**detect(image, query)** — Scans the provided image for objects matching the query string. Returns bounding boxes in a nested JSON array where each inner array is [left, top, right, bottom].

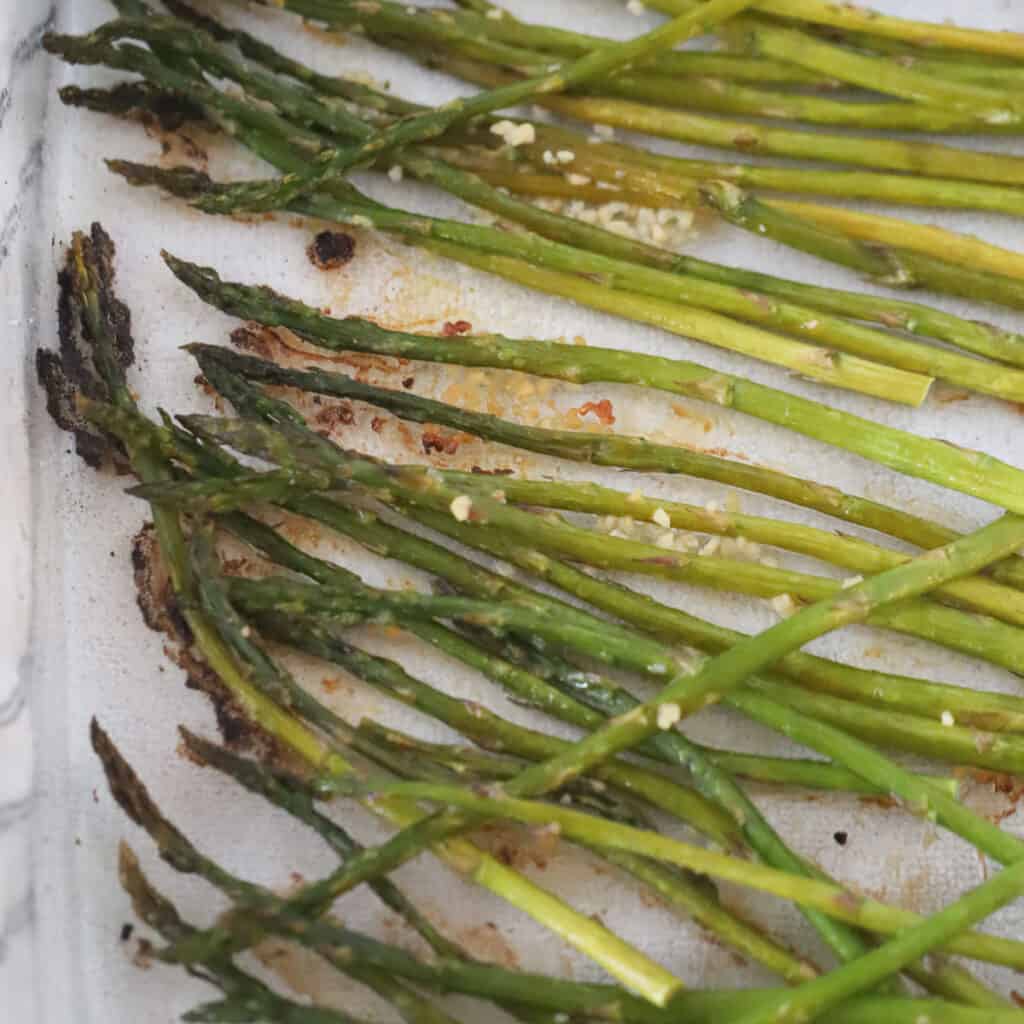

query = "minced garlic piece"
[[449, 495, 473, 522]]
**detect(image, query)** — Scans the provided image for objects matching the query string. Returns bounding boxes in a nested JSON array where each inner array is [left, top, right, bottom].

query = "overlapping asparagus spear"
[[49, 11, 1024, 365]]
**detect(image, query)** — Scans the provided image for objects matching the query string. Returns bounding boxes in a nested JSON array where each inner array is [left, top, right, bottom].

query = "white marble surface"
[[6, 1, 1024, 1020], [1, 3, 54, 1018]]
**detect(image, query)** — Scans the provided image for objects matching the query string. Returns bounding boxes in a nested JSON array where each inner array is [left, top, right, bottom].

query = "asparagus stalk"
[[59, 25, 1024, 368], [773, 200, 1024, 286], [117, 841, 376, 1024], [164, 255, 1024, 517], [728, 20, 1024, 118], [414, 50, 1024, 188], [359, 716, 953, 798], [45, 226, 683, 1004], [725, 0, 1024, 58], [217, 465, 1024, 742], [703, 181, 1024, 312], [140, 187, 929, 404], [188, 343, 1024, 638], [171, 0, 760, 215], [111, 744, 1024, 1022], [355, 721, 658, 829], [143, 394, 1024, 679], [128, 373, 1024, 743], [644, 0, 1024, 58], [280, 0, 1020, 133], [178, 727, 469, 959], [144, 364, 1024, 736], [121, 395, 991, 987], [54, 19, 1024, 266], [504, 122, 1024, 218]]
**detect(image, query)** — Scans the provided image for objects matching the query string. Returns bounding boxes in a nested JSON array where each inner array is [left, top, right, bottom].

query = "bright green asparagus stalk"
[[163, 253, 1024, 515], [270, 0, 1024, 133], [44, 225, 683, 1005], [727, 20, 1024, 119], [188, 340, 1024, 626], [110, 734, 1024, 1022], [468, 509, 1024, 799], [772, 201, 1024, 286], [703, 181, 1024, 312], [114, 372, 1024, 742], [646, 0, 1024, 58], [132, 186, 927, 404], [57, 21, 1024, 366], [169, 0, 760, 214], [417, 49, 1024, 188], [116, 841, 376, 1024]]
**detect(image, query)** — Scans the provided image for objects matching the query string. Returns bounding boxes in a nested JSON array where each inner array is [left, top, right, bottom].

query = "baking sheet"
[[6, 0, 1024, 1018]]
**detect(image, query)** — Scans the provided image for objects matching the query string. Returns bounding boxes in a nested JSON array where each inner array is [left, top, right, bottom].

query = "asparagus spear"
[[119, 363, 1024, 741], [58, 25, 1024, 367], [162, 253, 1024, 515], [167, 0, 760, 215], [120, 182, 927, 403], [727, 20, 1024, 118], [409, 49, 1024, 188], [320, 775, 1024, 1023], [106, 671, 1024, 981], [188, 342, 1024, 631], [359, 716, 953, 798], [117, 841, 378, 1024], [703, 181, 1024, 312], [274, 0, 1021, 133], [772, 200, 1024, 286], [149, 401, 1024, 766], [213, 507, 915, 973], [44, 224, 685, 1004], [679, 0, 1024, 58]]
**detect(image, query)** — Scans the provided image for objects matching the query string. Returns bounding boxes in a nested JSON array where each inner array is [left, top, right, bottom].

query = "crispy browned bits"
[[307, 230, 356, 270]]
